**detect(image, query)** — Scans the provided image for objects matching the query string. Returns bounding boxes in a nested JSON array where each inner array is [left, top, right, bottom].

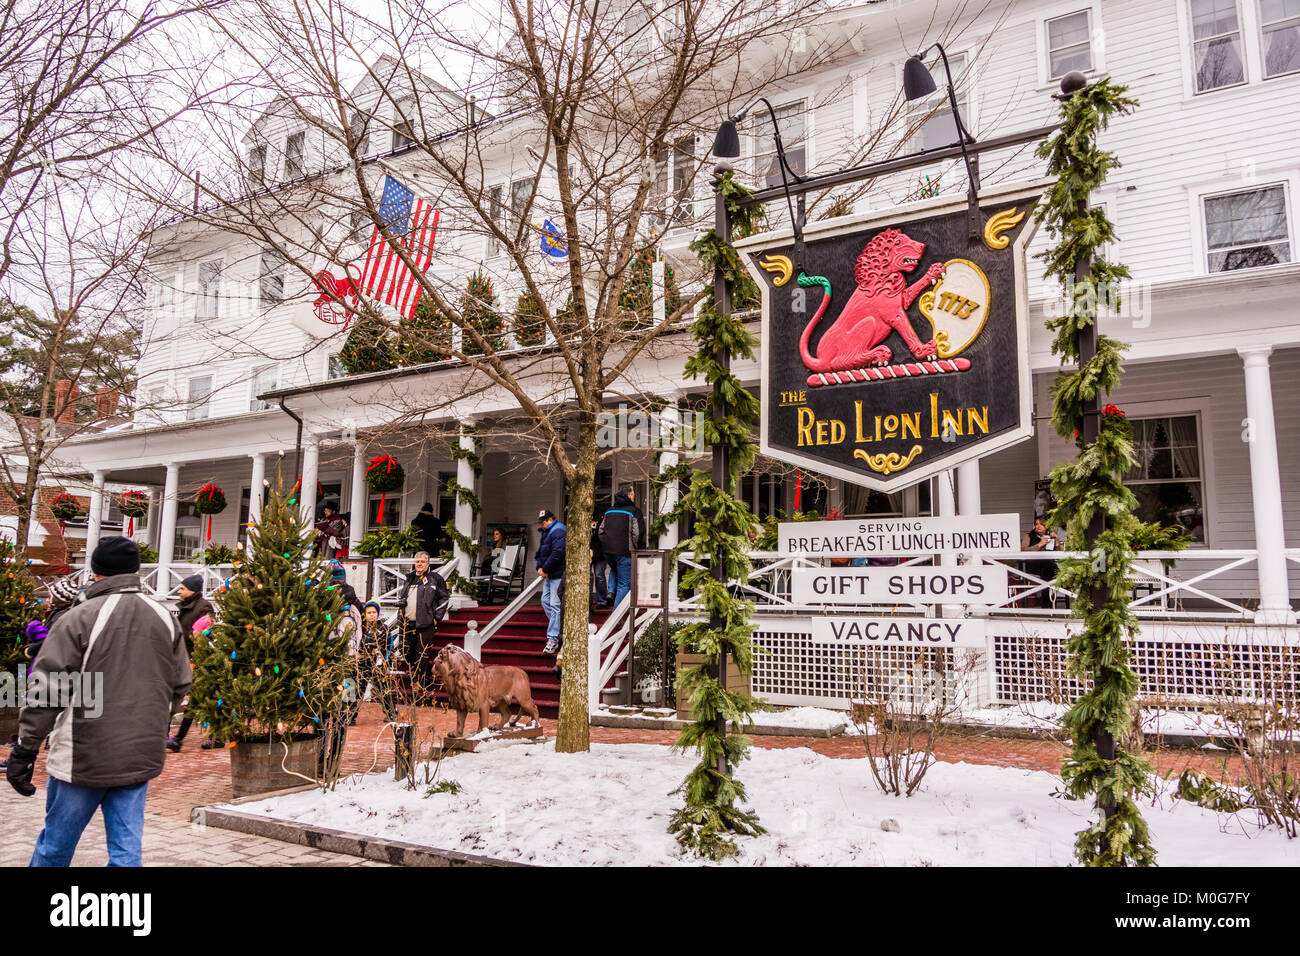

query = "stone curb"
[[590, 714, 847, 738], [193, 787, 528, 867]]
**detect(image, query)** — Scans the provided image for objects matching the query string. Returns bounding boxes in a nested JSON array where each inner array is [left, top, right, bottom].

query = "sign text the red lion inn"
[[737, 185, 1042, 492]]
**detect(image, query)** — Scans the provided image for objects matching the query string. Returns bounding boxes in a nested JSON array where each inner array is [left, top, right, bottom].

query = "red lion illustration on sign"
[[312, 268, 361, 325], [799, 228, 945, 373]]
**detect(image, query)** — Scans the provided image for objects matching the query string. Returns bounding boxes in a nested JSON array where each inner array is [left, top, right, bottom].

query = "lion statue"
[[799, 227, 945, 373], [431, 644, 539, 737]]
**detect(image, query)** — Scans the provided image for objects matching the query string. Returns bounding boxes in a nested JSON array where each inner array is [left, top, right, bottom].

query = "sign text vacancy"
[[778, 514, 1018, 557], [809, 617, 987, 648]]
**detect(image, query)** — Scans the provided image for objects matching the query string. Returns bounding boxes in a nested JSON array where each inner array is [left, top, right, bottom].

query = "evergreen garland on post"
[[0, 540, 38, 674], [652, 171, 764, 860], [461, 269, 506, 356], [1035, 77, 1154, 866], [442, 438, 483, 598]]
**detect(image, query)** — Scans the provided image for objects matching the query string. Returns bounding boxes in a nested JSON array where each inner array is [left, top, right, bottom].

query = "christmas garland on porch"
[[442, 441, 483, 598], [652, 171, 764, 860], [1035, 78, 1155, 866]]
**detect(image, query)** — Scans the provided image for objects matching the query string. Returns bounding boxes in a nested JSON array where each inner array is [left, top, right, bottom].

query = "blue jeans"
[[608, 555, 632, 609], [31, 777, 149, 867], [541, 575, 563, 642]]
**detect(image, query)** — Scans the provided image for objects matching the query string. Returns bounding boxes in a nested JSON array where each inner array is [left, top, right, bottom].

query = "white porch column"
[[452, 426, 479, 607], [299, 436, 320, 527], [156, 463, 180, 595], [84, 471, 106, 568], [349, 442, 368, 551], [955, 458, 992, 708], [1238, 346, 1295, 624], [248, 453, 267, 524], [657, 403, 681, 552], [936, 469, 960, 617]]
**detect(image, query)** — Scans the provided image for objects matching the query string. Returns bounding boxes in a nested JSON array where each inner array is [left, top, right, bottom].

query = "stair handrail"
[[594, 607, 664, 706], [471, 574, 544, 656]]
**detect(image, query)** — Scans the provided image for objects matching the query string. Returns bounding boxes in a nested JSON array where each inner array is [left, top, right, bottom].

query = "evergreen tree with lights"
[[0, 540, 37, 674], [618, 245, 680, 328], [186, 486, 349, 742], [399, 293, 454, 364], [461, 269, 506, 356], [512, 290, 546, 347], [340, 305, 400, 375]]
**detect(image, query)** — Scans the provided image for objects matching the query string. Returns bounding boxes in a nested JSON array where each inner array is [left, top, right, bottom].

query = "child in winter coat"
[[2, 577, 80, 768]]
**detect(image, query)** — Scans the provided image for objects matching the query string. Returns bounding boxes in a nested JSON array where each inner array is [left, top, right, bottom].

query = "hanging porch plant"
[[49, 493, 81, 529], [195, 484, 228, 543], [365, 453, 404, 524], [118, 489, 149, 536]]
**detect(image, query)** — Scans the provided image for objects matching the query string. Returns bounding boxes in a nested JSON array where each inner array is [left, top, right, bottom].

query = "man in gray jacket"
[[5, 536, 191, 867]]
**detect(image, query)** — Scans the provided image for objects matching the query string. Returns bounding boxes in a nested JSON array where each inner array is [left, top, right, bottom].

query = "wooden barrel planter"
[[0, 707, 21, 744], [229, 735, 323, 798]]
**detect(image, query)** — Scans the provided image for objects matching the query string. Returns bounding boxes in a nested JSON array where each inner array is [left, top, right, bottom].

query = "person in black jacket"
[[535, 509, 566, 654], [598, 487, 644, 608], [398, 551, 450, 701], [167, 574, 216, 752], [409, 502, 445, 557]]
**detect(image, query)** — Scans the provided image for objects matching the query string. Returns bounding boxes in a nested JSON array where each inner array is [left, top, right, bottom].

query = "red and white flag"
[[357, 175, 440, 318]]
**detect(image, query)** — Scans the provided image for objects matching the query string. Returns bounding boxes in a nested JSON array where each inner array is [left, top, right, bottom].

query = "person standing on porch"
[[6, 536, 191, 867], [410, 502, 445, 557], [598, 486, 644, 609], [535, 509, 566, 655], [314, 501, 348, 559], [398, 551, 450, 700]]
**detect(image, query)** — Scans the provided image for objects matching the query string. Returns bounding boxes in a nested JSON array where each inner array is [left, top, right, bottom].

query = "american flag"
[[357, 175, 440, 318]]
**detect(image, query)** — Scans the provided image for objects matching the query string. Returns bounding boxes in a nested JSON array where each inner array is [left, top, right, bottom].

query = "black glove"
[[5, 744, 38, 796]]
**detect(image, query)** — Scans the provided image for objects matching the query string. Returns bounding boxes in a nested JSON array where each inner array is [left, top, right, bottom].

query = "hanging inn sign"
[[737, 183, 1043, 492]]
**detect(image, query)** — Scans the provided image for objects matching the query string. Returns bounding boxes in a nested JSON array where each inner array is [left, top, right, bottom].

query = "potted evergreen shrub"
[[187, 487, 350, 796]]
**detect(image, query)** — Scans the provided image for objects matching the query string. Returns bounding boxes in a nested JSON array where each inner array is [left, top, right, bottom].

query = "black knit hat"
[[91, 535, 140, 576], [180, 574, 204, 594]]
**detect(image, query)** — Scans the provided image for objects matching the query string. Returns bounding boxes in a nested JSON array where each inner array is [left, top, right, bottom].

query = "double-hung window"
[[1046, 10, 1094, 77], [284, 131, 305, 179], [392, 97, 415, 151], [486, 184, 505, 257], [1124, 416, 1206, 543], [246, 146, 267, 188], [348, 110, 369, 156], [197, 259, 222, 319], [1203, 184, 1292, 271], [249, 364, 278, 411], [186, 375, 213, 422], [1190, 0, 1247, 91], [752, 101, 807, 188], [259, 246, 286, 303], [1261, 0, 1300, 77]]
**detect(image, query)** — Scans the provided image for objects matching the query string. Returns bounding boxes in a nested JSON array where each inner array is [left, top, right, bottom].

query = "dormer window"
[[348, 110, 369, 156], [284, 131, 305, 179], [392, 97, 415, 151], [247, 146, 266, 188]]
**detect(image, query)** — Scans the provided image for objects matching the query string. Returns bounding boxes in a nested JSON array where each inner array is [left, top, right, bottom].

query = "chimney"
[[95, 386, 120, 419], [53, 380, 79, 424]]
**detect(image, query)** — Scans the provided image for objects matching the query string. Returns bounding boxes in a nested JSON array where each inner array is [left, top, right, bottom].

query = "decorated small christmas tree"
[[340, 305, 400, 374], [512, 290, 546, 347], [0, 540, 37, 674], [399, 293, 454, 364], [187, 485, 349, 742], [618, 246, 680, 329], [460, 269, 506, 356]]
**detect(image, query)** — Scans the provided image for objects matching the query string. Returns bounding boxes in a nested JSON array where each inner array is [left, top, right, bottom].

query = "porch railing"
[[370, 557, 456, 606], [466, 575, 544, 660]]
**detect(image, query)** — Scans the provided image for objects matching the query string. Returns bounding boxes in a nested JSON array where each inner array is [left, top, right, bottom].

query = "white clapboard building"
[[49, 0, 1300, 712]]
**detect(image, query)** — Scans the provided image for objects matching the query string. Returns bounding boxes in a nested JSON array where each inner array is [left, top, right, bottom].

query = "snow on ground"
[[234, 742, 1298, 866], [595, 705, 847, 732], [961, 701, 1248, 739]]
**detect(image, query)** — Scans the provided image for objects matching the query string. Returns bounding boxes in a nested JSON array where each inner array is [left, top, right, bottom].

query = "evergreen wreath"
[[194, 484, 228, 515], [49, 493, 81, 523], [364, 454, 405, 493], [117, 490, 149, 518], [1034, 77, 1155, 867]]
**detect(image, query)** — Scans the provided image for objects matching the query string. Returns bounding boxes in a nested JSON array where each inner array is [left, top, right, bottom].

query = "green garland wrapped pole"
[[1037, 72, 1153, 865]]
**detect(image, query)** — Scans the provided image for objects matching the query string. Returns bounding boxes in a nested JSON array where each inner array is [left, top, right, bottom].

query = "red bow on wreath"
[[1102, 403, 1125, 416], [365, 454, 404, 523]]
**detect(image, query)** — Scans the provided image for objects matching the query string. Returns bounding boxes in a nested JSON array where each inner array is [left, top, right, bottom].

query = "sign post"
[[632, 550, 670, 706]]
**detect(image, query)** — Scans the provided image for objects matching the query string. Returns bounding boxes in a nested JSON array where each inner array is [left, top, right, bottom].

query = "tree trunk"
[[555, 415, 598, 753], [15, 468, 40, 558]]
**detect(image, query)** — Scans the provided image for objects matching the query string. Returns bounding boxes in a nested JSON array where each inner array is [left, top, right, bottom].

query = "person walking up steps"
[[598, 486, 644, 609], [535, 509, 566, 655], [6, 536, 191, 867]]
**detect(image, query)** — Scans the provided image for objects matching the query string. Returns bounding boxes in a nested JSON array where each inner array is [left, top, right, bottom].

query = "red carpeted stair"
[[429, 602, 615, 719]]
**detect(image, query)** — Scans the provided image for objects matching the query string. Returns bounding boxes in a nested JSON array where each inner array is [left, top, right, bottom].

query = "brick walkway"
[[2, 702, 1246, 866]]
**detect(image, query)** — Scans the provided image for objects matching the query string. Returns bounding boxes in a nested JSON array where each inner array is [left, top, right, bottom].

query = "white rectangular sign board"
[[809, 616, 987, 648], [792, 565, 1008, 605], [778, 513, 1019, 557]]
